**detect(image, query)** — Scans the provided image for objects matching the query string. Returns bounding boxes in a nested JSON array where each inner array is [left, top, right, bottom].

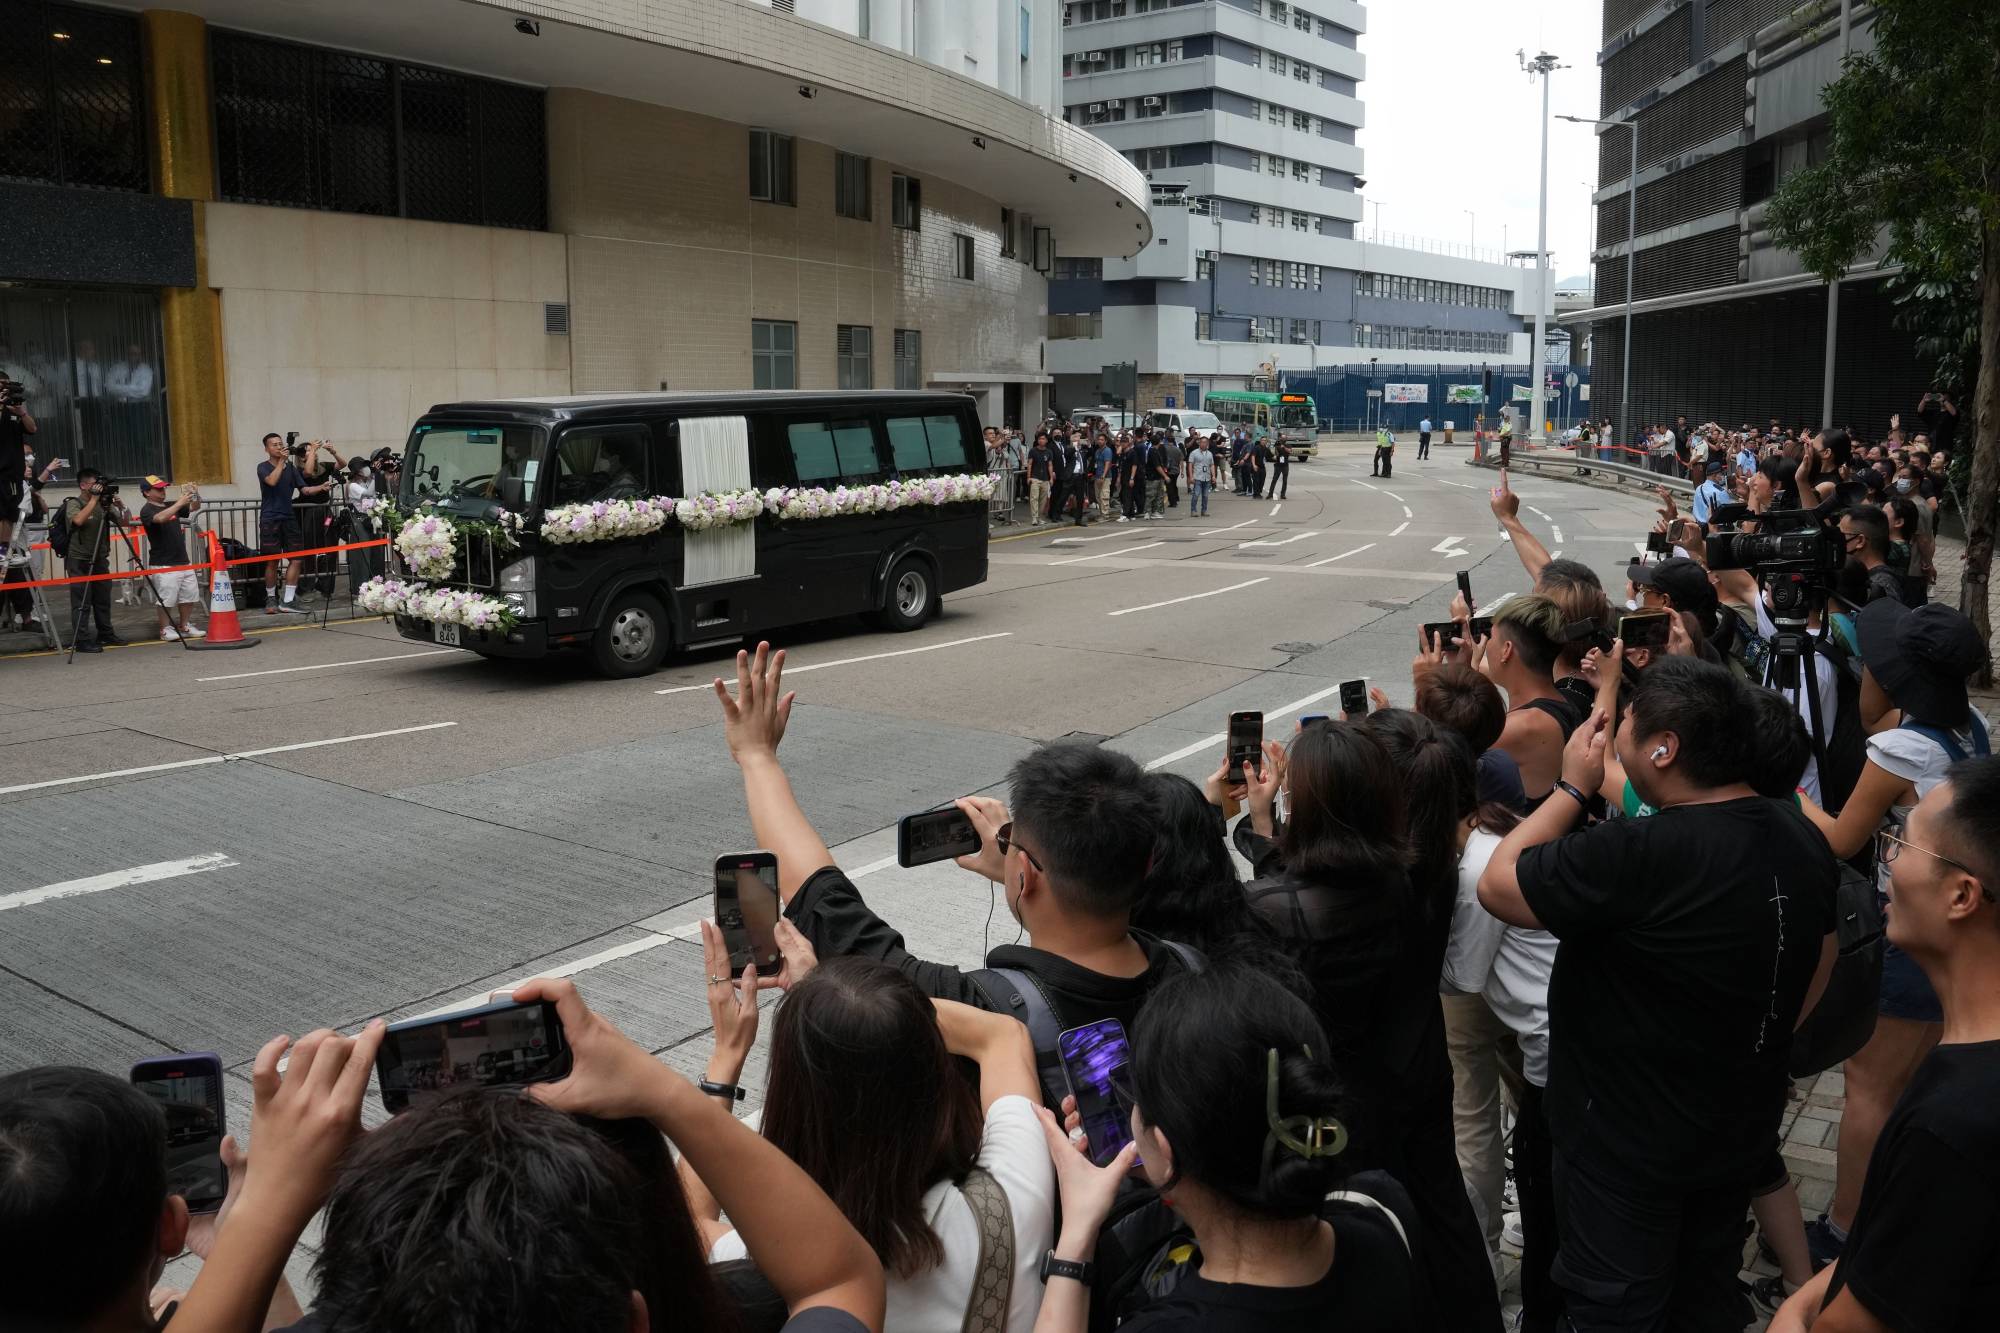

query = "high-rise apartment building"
[[1048, 0, 1532, 407], [1572, 1, 1926, 436]]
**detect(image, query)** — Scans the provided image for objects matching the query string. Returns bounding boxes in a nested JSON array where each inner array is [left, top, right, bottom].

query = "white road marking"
[[1198, 518, 1258, 537], [1552, 526, 1566, 543], [653, 633, 1014, 694], [1550, 549, 1564, 559], [1437, 479, 1480, 490], [1431, 536, 1471, 558], [0, 723, 460, 797], [1237, 531, 1318, 548], [1383, 491, 1405, 502], [1109, 578, 1269, 616], [1047, 531, 1120, 545], [1268, 503, 1283, 517], [1304, 543, 1376, 567], [1500, 531, 1513, 542], [1402, 505, 1414, 518], [1353, 480, 1380, 491], [1635, 542, 1649, 556], [1528, 506, 1552, 521], [1143, 681, 1353, 772], [1390, 521, 1411, 536], [197, 649, 458, 683], [1, 853, 239, 913], [1051, 541, 1164, 566]]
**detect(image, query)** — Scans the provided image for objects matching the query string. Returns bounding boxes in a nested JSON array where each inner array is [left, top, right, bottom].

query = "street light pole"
[[1464, 208, 1476, 256], [1520, 51, 1562, 444], [1560, 113, 1638, 454]]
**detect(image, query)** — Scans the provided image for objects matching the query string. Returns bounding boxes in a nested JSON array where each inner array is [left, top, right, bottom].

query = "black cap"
[[1858, 598, 1987, 728], [1627, 556, 1716, 614]]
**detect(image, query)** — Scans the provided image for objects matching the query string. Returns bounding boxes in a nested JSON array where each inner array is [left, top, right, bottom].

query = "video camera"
[[1707, 501, 1845, 626], [1, 378, 24, 407]]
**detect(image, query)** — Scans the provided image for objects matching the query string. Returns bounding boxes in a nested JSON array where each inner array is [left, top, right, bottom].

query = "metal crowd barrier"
[[1469, 443, 1693, 498], [987, 469, 1017, 525]]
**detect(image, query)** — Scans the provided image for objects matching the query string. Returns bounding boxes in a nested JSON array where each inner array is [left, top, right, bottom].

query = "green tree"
[[1767, 0, 2000, 679]]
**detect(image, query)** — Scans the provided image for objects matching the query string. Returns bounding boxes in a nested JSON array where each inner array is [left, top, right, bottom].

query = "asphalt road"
[[0, 443, 1657, 1286]]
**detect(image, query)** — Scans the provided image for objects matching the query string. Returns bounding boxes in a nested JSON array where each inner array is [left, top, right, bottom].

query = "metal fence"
[[1294, 364, 1594, 436]]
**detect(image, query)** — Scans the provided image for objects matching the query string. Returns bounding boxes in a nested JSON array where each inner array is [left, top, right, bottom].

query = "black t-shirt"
[[1822, 1040, 2000, 1331], [140, 500, 189, 564], [1118, 1190, 1425, 1332], [784, 865, 1195, 1050], [1517, 797, 1837, 1187], [0, 414, 24, 479]]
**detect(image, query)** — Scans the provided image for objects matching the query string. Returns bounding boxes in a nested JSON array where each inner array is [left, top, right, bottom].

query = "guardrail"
[[1467, 443, 1694, 498]]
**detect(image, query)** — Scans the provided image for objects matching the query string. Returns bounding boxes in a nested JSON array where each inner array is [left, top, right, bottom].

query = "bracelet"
[[699, 1080, 746, 1103], [1553, 779, 1592, 813]]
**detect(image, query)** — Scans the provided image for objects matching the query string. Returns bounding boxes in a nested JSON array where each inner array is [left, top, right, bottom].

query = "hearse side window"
[[553, 427, 651, 504], [884, 413, 977, 473], [786, 419, 880, 484]]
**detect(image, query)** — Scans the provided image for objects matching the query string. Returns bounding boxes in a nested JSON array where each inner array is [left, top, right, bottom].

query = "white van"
[[1147, 409, 1221, 441]]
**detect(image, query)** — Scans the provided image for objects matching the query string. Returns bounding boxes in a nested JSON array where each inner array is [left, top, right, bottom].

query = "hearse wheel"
[[869, 557, 933, 632], [592, 590, 669, 677]]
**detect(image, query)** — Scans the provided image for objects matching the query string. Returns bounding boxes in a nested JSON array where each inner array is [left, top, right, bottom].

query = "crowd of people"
[[986, 419, 1296, 528], [4, 406, 1997, 1333]]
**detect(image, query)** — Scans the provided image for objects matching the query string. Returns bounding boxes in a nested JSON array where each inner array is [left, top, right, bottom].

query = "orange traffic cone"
[[185, 530, 261, 651]]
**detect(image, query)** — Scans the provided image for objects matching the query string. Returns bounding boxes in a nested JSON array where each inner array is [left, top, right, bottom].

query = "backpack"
[[969, 940, 1205, 1333], [48, 499, 74, 559], [1787, 858, 1883, 1078], [1898, 713, 1991, 764]]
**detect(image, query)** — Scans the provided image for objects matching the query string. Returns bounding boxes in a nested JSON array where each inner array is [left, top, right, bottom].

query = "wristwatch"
[[698, 1080, 746, 1103], [1038, 1251, 1095, 1288]]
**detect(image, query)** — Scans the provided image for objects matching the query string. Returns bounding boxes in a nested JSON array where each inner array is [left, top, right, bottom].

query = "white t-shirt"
[[709, 1095, 1055, 1333], [1440, 828, 1558, 1086], [1753, 598, 1839, 803], [1867, 710, 1993, 819]]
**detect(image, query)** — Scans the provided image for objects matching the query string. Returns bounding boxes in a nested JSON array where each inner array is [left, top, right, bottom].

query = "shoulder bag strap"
[[957, 1167, 1016, 1333], [1323, 1189, 1411, 1257]]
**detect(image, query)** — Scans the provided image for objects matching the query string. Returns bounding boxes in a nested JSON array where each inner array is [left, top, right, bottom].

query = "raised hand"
[[713, 641, 796, 761]]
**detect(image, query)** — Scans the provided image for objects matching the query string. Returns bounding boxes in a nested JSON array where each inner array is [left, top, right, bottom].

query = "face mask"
[[1894, 478, 1913, 493], [1626, 597, 1640, 612], [356, 467, 371, 480]]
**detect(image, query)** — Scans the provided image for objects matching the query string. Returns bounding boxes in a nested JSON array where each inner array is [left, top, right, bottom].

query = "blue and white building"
[[1048, 0, 1535, 405]]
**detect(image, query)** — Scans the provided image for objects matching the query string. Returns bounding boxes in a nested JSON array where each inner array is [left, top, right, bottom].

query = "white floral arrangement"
[[355, 576, 517, 632], [535, 474, 993, 546], [393, 512, 460, 580]]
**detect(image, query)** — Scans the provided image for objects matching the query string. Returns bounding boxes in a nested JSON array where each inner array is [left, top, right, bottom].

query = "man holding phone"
[[712, 643, 1200, 1112]]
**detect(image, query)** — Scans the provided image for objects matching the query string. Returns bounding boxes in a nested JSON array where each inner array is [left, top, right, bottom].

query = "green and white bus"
[[1204, 391, 1318, 459]]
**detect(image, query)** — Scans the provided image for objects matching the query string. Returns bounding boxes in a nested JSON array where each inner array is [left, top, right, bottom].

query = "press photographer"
[[56, 468, 128, 654], [255, 433, 335, 615], [138, 475, 206, 642]]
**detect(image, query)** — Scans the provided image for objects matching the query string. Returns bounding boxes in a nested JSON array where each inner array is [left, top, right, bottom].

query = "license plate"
[[432, 621, 461, 646]]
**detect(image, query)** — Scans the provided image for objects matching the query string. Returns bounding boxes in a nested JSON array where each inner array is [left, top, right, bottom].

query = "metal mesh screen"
[[0, 2, 147, 191], [213, 29, 545, 230], [1594, 225, 1739, 305], [1601, 0, 1659, 43], [1599, 55, 1746, 184], [1599, 6, 1690, 116], [1704, 0, 1794, 55], [1594, 147, 1743, 250], [1588, 279, 1927, 440]]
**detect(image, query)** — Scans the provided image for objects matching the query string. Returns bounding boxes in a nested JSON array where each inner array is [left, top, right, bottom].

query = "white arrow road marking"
[[1432, 536, 1471, 558], [1268, 503, 1283, 517], [1402, 505, 1414, 518], [1552, 526, 1565, 543], [1238, 531, 1319, 548]]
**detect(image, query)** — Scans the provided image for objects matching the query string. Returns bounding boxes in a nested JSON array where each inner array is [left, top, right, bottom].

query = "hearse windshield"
[[402, 423, 547, 516]]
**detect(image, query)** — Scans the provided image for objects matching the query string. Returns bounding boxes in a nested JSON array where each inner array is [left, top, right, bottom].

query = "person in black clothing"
[[1030, 965, 1427, 1333], [1773, 756, 2000, 1333], [1216, 719, 1503, 1330], [713, 643, 1197, 1104], [1121, 436, 1148, 522], [1479, 659, 1839, 1333], [1839, 504, 1914, 607], [1270, 440, 1291, 499], [1248, 438, 1269, 500]]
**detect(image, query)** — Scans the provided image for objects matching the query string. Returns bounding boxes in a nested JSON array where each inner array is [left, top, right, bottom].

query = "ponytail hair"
[[1130, 966, 1349, 1219]]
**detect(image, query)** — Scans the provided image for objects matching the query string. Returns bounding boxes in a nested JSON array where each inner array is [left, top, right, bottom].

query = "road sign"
[[1165, 395, 1175, 408], [1565, 372, 1579, 389]]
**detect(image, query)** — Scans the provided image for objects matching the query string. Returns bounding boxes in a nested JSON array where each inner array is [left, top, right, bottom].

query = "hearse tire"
[[592, 590, 669, 677], [869, 557, 933, 632]]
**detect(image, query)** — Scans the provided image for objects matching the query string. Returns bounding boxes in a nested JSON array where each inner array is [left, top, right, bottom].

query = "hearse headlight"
[[498, 555, 538, 619]]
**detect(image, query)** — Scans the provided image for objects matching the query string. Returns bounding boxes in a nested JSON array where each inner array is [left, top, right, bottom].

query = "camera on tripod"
[[1705, 505, 1844, 580]]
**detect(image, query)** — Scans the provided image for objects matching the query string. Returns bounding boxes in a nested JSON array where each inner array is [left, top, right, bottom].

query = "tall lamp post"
[[1519, 51, 1564, 444], [1558, 113, 1637, 454]]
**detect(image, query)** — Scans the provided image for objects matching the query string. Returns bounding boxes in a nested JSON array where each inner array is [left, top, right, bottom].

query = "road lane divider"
[[1, 853, 238, 913], [1108, 578, 1269, 617], [1051, 541, 1163, 566], [1304, 543, 1376, 567], [653, 632, 1013, 695], [198, 649, 459, 683], [0, 722, 460, 797]]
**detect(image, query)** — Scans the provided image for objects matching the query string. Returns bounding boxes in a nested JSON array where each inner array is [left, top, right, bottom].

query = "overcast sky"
[[1355, 0, 1603, 290]]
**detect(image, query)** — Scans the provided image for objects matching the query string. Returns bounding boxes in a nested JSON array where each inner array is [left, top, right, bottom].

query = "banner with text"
[[1383, 383, 1429, 404]]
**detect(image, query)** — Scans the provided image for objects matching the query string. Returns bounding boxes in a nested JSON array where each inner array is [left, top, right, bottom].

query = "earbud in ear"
[[1652, 745, 1669, 760]]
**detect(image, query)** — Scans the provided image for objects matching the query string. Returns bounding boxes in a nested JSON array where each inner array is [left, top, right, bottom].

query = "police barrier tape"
[[4, 534, 389, 593]]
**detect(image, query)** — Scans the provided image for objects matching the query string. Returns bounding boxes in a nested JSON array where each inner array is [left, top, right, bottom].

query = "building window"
[[1196, 312, 1213, 340], [1295, 9, 1313, 31], [1196, 251, 1213, 279], [1268, 1, 1288, 22], [892, 173, 921, 229], [1292, 159, 1309, 182], [1294, 59, 1313, 82], [834, 151, 870, 219], [1248, 204, 1260, 225], [1000, 207, 1017, 258], [1288, 261, 1308, 290], [952, 233, 975, 280], [893, 328, 922, 390], [211, 28, 546, 228], [1054, 256, 1103, 280], [837, 325, 872, 389], [0, 284, 166, 477], [1266, 102, 1284, 125], [1266, 207, 1284, 228], [749, 129, 795, 204], [1, 4, 147, 192], [752, 319, 797, 389], [1265, 153, 1284, 176], [1288, 318, 1310, 344]]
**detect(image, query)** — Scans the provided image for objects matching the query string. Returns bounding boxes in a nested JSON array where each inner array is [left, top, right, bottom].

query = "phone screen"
[[1456, 570, 1474, 611], [1227, 711, 1263, 773], [898, 809, 981, 868], [1338, 679, 1368, 716], [715, 853, 783, 976], [1619, 610, 1673, 652], [130, 1058, 226, 1212], [1467, 615, 1494, 643], [376, 1000, 569, 1114], [1057, 1020, 1135, 1168], [1423, 620, 1463, 651], [1646, 529, 1669, 554]]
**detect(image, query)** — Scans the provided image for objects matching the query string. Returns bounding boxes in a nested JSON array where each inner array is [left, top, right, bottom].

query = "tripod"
[[1761, 573, 1833, 776]]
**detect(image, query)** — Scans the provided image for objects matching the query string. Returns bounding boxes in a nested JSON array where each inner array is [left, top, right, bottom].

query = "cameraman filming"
[[57, 467, 128, 653], [0, 375, 36, 559]]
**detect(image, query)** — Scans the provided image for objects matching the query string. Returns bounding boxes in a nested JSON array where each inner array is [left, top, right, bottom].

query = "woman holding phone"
[[1028, 965, 1424, 1331], [689, 942, 1057, 1333]]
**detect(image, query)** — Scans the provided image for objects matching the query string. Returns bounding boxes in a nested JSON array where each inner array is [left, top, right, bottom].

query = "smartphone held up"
[[130, 1053, 228, 1213], [1227, 710, 1263, 776], [374, 999, 572, 1115], [715, 850, 783, 977], [1058, 1019, 1137, 1168], [897, 807, 981, 868]]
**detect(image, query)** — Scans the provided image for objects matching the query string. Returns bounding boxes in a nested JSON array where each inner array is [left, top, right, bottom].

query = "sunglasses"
[[994, 820, 1044, 873], [1877, 825, 1994, 902]]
